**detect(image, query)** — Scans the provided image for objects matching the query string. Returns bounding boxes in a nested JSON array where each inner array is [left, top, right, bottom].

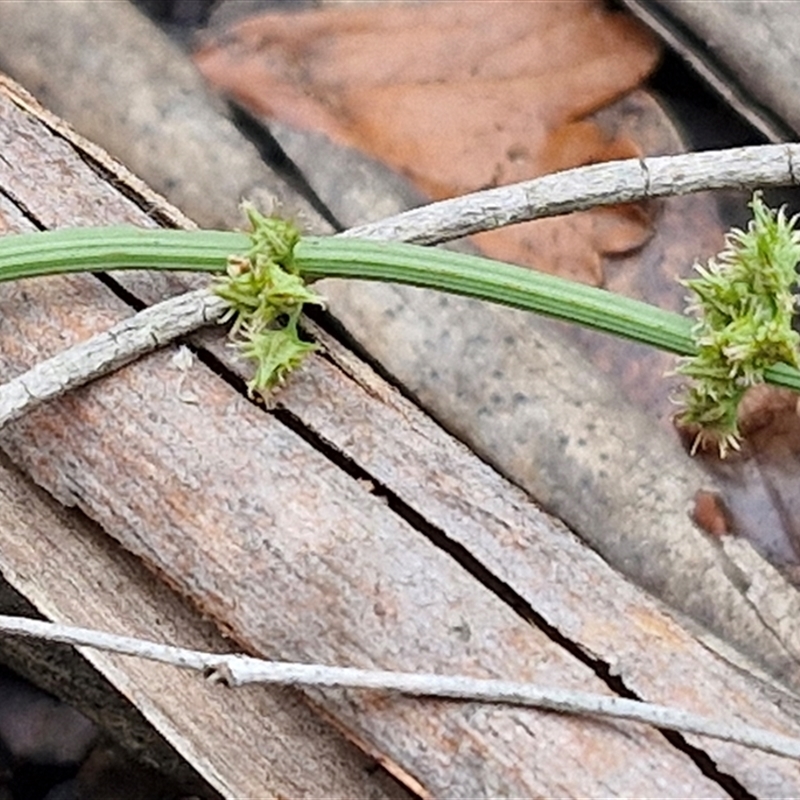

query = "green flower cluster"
[[214, 206, 324, 393], [678, 193, 800, 455]]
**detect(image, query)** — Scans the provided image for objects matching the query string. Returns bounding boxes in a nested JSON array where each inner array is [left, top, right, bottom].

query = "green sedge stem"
[[0, 227, 249, 280], [297, 237, 696, 358], [1, 226, 799, 392]]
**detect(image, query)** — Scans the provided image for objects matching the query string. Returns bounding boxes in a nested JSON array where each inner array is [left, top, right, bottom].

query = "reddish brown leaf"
[[194, 0, 661, 284]]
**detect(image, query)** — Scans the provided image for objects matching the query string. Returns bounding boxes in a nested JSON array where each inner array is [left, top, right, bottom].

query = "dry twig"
[[347, 143, 800, 243], [0, 289, 226, 427], [0, 614, 797, 761]]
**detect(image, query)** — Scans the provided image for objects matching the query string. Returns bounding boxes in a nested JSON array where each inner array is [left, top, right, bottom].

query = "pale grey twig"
[[0, 613, 798, 762], [345, 143, 800, 244], [0, 289, 226, 427]]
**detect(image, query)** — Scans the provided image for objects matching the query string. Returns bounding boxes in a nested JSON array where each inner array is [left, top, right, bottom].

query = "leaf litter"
[[195, 0, 800, 577]]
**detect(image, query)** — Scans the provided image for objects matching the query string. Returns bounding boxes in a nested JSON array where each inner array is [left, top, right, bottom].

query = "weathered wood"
[[1, 76, 800, 796], [648, 0, 800, 141], [4, 0, 800, 708], [0, 451, 407, 800], [268, 90, 800, 685]]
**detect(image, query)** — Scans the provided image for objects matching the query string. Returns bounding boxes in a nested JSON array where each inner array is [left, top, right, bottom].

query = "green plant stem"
[[2, 226, 799, 392], [0, 227, 249, 280]]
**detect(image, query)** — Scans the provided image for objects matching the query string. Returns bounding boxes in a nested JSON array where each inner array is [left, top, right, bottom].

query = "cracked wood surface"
[[1, 75, 800, 796], [0, 451, 409, 800], [4, 0, 800, 699]]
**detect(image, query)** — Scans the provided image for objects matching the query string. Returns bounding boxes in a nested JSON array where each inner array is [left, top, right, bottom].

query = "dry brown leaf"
[[194, 0, 661, 285]]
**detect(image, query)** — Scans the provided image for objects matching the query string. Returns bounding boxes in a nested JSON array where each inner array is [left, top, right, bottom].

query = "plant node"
[[214, 205, 324, 393]]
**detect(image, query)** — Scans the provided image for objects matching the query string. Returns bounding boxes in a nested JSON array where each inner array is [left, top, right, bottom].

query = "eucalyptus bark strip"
[[0, 289, 225, 427]]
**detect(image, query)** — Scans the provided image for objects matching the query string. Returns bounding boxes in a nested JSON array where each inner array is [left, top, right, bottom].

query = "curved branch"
[[345, 144, 800, 244], [0, 289, 226, 427]]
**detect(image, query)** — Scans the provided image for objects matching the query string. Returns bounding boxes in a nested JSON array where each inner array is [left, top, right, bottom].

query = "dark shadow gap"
[[228, 101, 344, 232], [93, 273, 148, 312], [616, 0, 794, 145], [0, 186, 47, 231]]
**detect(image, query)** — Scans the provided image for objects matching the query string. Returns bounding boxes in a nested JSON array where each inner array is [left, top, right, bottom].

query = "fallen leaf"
[[195, 0, 661, 284]]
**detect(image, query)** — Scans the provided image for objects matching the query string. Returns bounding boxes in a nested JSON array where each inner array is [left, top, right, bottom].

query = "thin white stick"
[[0, 614, 797, 762], [344, 143, 800, 244], [0, 143, 796, 426], [0, 289, 226, 427]]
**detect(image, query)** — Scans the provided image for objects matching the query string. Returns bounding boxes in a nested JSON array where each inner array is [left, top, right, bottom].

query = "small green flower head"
[[238, 313, 318, 392], [214, 205, 324, 393], [678, 192, 800, 456], [243, 205, 301, 271]]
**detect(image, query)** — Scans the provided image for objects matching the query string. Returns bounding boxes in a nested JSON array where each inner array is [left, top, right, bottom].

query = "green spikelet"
[[678, 192, 800, 455], [214, 206, 324, 393]]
